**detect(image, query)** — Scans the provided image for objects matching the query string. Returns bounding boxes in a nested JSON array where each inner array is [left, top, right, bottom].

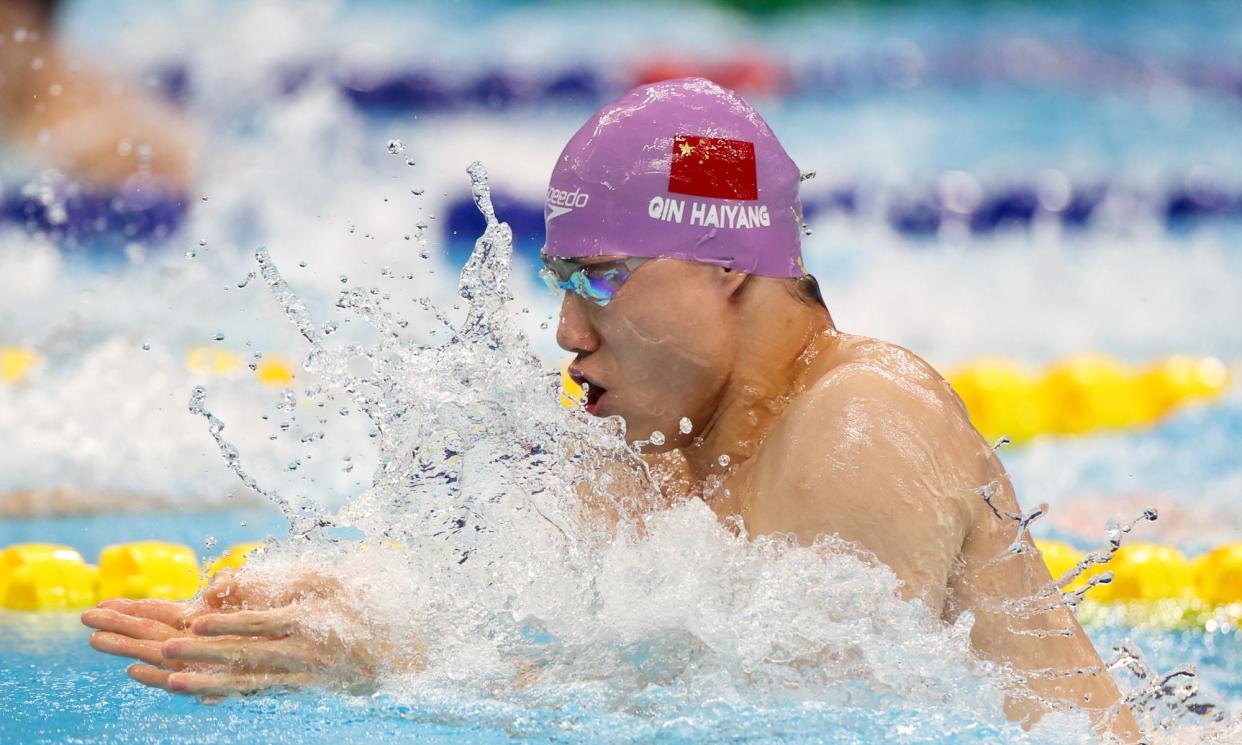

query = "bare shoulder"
[[738, 335, 988, 610], [791, 334, 972, 442], [741, 333, 987, 544]]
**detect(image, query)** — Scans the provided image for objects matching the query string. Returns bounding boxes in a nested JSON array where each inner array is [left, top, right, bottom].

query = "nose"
[[555, 291, 600, 355]]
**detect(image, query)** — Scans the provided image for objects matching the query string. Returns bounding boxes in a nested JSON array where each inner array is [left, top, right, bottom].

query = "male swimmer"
[[0, 0, 193, 190], [82, 77, 1139, 740]]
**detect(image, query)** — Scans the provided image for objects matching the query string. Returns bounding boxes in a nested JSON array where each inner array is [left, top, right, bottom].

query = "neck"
[[680, 283, 838, 482]]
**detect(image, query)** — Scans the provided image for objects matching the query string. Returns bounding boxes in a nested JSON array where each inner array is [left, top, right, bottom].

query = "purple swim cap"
[[542, 77, 807, 278]]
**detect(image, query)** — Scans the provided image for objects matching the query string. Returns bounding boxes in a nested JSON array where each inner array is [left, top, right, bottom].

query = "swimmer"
[[0, 0, 194, 189], [82, 77, 1139, 740]]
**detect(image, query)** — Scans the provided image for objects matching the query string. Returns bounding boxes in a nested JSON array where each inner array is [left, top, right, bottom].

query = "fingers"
[[164, 670, 314, 697], [201, 570, 239, 609], [91, 631, 185, 669], [279, 573, 341, 605], [95, 598, 197, 629], [127, 663, 174, 691], [191, 606, 299, 638], [127, 664, 312, 698], [81, 608, 185, 641], [163, 636, 319, 672]]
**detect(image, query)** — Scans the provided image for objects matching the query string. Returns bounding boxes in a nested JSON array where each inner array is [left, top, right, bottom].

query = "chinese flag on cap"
[[667, 134, 758, 201]]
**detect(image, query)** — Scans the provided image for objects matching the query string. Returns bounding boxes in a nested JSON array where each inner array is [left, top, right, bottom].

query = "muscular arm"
[[738, 362, 974, 616], [736, 360, 1138, 739]]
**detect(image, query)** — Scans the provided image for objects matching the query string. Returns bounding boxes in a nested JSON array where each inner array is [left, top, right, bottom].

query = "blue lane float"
[[4, 173, 1241, 259], [0, 179, 188, 256], [142, 39, 1242, 114], [445, 178, 1242, 259]]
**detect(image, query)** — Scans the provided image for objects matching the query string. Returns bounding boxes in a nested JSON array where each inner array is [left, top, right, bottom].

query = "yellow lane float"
[[5, 536, 1242, 630], [98, 542, 201, 601], [183, 347, 296, 386], [945, 358, 1044, 443], [1038, 355, 1136, 434], [0, 346, 41, 384], [202, 541, 267, 579], [948, 354, 1230, 444], [0, 544, 98, 611], [1194, 543, 1242, 607], [1035, 539, 1242, 630], [1086, 543, 1194, 603], [185, 347, 244, 376], [255, 356, 296, 386]]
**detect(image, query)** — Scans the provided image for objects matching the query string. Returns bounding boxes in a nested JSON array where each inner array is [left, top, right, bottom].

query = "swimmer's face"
[[556, 256, 742, 449]]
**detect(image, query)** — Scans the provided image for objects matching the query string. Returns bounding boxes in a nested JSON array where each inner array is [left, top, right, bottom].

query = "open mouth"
[[569, 367, 609, 416], [584, 383, 607, 414]]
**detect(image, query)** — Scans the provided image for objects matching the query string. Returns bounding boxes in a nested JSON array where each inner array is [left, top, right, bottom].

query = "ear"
[[719, 266, 751, 300]]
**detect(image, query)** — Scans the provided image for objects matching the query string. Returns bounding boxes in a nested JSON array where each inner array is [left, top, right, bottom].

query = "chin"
[[617, 417, 680, 453]]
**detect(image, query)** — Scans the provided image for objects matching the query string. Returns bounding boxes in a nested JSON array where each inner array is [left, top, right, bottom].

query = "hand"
[[81, 569, 387, 702]]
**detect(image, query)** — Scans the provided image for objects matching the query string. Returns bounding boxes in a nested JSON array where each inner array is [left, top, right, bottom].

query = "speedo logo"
[[546, 185, 590, 222]]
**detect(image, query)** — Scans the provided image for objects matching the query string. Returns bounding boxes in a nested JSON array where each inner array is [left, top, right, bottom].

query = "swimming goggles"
[[540, 255, 649, 307]]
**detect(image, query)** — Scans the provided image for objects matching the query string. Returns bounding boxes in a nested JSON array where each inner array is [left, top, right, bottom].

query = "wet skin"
[[560, 257, 1139, 740], [82, 256, 1138, 740]]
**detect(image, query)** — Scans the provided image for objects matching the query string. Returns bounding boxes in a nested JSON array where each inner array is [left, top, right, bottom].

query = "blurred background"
[[0, 0, 1239, 552]]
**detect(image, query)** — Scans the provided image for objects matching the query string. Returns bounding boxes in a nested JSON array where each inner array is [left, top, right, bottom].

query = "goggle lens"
[[540, 257, 645, 307]]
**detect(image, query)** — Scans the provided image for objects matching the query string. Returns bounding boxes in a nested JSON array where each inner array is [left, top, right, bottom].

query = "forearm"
[[969, 606, 1140, 741]]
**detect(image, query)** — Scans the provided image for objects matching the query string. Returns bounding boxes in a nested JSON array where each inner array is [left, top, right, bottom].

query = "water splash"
[[194, 161, 1236, 742]]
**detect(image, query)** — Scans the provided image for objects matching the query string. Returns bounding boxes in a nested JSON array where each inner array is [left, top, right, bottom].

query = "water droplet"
[[800, 169, 817, 182], [539, 321, 548, 330], [718, 453, 731, 467], [339, 274, 349, 284], [678, 417, 693, 434], [322, 320, 338, 335], [405, 158, 416, 167], [802, 222, 813, 237], [411, 188, 424, 196], [386, 138, 406, 155], [648, 431, 666, 446], [204, 536, 217, 549], [201, 195, 209, 202], [141, 342, 151, 351], [199, 239, 207, 247], [298, 261, 308, 268], [239, 520, 248, 527], [185, 249, 196, 259], [214, 332, 225, 341], [419, 248, 431, 259]]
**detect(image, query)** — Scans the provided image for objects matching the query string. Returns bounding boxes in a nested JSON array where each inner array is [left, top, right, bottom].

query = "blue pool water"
[[4, 400, 1242, 743]]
